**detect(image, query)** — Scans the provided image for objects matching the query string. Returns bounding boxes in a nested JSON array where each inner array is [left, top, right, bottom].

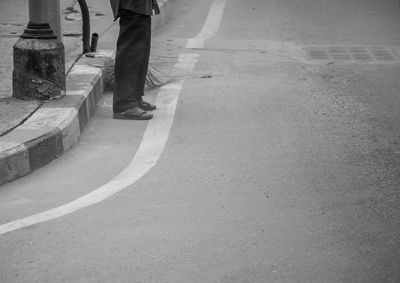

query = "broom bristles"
[[108, 63, 172, 89], [145, 64, 172, 88]]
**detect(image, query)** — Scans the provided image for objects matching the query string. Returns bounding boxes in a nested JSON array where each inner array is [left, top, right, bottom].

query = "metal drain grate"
[[350, 46, 373, 61], [305, 45, 396, 62], [329, 47, 352, 60], [308, 49, 329, 60], [370, 46, 395, 61]]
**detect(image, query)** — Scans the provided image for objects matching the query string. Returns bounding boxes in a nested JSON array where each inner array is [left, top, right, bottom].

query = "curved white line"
[[186, 0, 227, 49], [0, 0, 226, 236], [0, 54, 198, 235]]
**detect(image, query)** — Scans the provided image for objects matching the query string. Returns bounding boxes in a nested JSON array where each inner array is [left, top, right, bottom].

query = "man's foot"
[[113, 107, 153, 120], [138, 99, 157, 111]]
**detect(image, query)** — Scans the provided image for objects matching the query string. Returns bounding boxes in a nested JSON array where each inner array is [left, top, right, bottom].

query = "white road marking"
[[186, 0, 227, 49], [0, 0, 227, 236], [0, 54, 198, 236]]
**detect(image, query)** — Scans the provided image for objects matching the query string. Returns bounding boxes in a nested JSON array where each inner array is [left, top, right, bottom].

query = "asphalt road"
[[1, 0, 400, 282]]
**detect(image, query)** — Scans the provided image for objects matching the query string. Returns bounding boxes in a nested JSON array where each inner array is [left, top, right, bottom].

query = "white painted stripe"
[[0, 0, 227, 235], [186, 0, 227, 49], [60, 115, 81, 152], [66, 89, 88, 96], [0, 54, 199, 235]]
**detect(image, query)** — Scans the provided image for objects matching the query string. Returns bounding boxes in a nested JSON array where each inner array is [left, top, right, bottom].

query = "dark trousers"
[[114, 10, 151, 113]]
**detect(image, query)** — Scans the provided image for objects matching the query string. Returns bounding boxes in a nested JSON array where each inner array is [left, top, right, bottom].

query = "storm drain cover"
[[305, 45, 397, 63]]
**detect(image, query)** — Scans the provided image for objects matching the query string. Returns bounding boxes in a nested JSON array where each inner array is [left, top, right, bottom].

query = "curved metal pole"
[[77, 0, 90, 53]]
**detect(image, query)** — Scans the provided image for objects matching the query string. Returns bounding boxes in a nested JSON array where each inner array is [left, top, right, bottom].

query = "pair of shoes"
[[113, 107, 153, 120], [138, 99, 157, 111]]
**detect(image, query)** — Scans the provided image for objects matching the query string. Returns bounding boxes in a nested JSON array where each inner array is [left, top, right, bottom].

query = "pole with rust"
[[12, 0, 65, 100]]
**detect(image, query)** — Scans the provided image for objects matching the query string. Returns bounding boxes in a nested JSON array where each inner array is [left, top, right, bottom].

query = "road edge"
[[0, 0, 172, 187]]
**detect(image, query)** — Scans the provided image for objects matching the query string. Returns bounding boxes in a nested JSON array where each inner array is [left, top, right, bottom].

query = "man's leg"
[[135, 14, 151, 100], [137, 21, 157, 111], [113, 10, 152, 114]]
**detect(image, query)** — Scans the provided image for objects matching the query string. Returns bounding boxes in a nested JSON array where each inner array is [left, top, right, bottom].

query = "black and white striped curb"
[[0, 0, 171, 186], [0, 50, 115, 186]]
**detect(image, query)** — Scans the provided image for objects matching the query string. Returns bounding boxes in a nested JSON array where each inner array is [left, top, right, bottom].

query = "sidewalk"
[[0, 0, 107, 137], [0, 0, 171, 186]]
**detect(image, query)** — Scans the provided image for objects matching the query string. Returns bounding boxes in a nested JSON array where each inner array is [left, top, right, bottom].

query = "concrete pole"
[[48, 0, 63, 43], [12, 0, 66, 100], [29, 0, 48, 23]]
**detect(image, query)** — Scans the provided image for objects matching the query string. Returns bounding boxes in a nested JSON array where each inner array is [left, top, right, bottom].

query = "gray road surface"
[[1, 0, 400, 282]]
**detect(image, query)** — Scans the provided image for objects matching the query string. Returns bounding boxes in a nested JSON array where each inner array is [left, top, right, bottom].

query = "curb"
[[0, 0, 172, 186], [0, 51, 114, 186]]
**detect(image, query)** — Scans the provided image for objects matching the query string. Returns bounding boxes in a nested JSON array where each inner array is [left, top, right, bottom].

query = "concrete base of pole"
[[12, 38, 65, 100]]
